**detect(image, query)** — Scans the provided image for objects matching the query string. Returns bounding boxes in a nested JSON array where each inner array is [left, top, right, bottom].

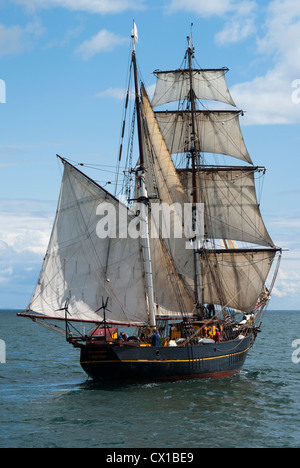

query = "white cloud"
[[168, 0, 235, 17], [44, 25, 84, 49], [13, 0, 145, 14], [231, 0, 300, 125], [272, 268, 300, 299], [0, 199, 55, 255], [215, 1, 257, 44], [266, 209, 300, 304], [168, 0, 300, 125], [76, 29, 128, 60], [96, 88, 129, 100], [95, 84, 155, 101], [0, 264, 13, 284], [0, 200, 56, 307], [0, 19, 44, 57], [169, 0, 257, 44]]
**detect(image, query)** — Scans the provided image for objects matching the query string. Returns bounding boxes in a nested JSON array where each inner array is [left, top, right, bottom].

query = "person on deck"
[[150, 329, 161, 347], [214, 329, 221, 343]]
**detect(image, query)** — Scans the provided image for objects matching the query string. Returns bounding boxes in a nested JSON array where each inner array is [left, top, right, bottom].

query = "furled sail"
[[152, 69, 236, 108], [200, 249, 277, 313], [155, 110, 252, 164], [177, 168, 274, 247]]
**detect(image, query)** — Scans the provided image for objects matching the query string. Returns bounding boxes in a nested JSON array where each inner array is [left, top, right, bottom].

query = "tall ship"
[[19, 25, 282, 382]]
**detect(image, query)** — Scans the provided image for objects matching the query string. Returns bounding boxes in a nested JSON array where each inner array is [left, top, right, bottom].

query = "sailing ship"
[[19, 25, 282, 382]]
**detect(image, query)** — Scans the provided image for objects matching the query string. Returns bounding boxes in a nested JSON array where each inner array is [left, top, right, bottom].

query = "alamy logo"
[[96, 202, 205, 249], [292, 79, 300, 104], [0, 339, 6, 364], [0, 79, 6, 104], [292, 339, 300, 364]]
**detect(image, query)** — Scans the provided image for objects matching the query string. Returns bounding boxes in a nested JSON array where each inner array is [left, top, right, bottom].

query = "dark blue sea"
[[0, 310, 300, 449]]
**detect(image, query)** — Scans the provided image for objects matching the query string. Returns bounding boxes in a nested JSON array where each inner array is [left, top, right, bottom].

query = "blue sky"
[[0, 0, 300, 310]]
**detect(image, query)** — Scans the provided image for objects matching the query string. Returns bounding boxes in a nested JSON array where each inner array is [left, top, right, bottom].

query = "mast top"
[[187, 23, 194, 52], [131, 21, 138, 52]]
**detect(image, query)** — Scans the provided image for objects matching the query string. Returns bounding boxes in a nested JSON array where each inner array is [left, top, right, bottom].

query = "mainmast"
[[187, 35, 202, 309], [131, 23, 156, 328]]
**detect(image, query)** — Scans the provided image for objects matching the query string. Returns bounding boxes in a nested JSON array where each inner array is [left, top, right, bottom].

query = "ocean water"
[[0, 310, 300, 449]]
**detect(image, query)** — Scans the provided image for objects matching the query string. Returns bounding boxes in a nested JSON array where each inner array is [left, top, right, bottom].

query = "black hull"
[[79, 336, 253, 382]]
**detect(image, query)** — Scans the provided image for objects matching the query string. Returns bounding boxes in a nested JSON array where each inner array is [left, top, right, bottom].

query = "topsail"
[[152, 69, 236, 108], [154, 110, 252, 164]]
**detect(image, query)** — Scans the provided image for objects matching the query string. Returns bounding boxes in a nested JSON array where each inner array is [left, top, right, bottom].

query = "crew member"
[[150, 329, 161, 347], [214, 329, 221, 343]]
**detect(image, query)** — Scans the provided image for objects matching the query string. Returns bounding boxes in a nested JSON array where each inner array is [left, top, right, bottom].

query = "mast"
[[187, 35, 202, 309], [131, 23, 156, 328]]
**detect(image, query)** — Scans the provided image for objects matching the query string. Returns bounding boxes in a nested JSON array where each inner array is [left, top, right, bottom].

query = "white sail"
[[29, 161, 150, 324], [177, 168, 274, 247], [152, 69, 236, 108], [155, 110, 252, 164], [149, 216, 194, 316], [29, 159, 195, 323], [140, 84, 279, 314], [200, 249, 277, 313], [27, 38, 279, 326]]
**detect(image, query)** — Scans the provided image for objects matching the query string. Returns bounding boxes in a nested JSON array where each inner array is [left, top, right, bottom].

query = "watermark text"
[[0, 339, 6, 364], [0, 79, 6, 104], [292, 339, 300, 364], [292, 79, 300, 104], [96, 202, 204, 249]]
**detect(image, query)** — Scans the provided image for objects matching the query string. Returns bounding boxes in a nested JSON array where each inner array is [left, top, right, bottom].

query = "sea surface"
[[0, 309, 300, 449]]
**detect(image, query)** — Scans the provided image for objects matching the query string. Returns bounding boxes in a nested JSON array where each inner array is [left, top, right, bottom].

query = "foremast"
[[131, 23, 156, 328]]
